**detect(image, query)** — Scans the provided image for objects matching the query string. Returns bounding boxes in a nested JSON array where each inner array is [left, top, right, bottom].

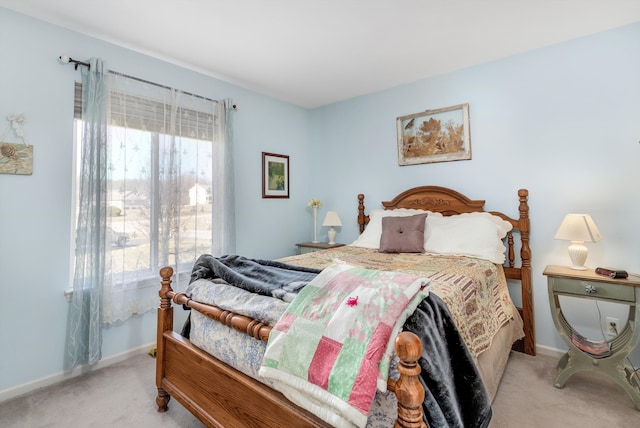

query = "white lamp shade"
[[554, 214, 602, 270], [554, 214, 602, 243], [322, 211, 342, 227]]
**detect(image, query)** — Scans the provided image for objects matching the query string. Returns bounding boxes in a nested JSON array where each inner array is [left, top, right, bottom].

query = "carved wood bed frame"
[[156, 186, 534, 428]]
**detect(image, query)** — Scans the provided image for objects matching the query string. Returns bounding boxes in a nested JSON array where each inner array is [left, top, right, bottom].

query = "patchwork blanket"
[[258, 262, 430, 428]]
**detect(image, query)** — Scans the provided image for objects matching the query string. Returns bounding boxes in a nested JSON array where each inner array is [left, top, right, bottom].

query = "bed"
[[155, 185, 534, 428]]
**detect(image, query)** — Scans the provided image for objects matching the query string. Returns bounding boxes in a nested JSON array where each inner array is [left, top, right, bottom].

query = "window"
[[72, 76, 228, 324]]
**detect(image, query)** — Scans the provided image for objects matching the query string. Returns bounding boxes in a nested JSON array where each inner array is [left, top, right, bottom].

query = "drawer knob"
[[585, 284, 597, 294]]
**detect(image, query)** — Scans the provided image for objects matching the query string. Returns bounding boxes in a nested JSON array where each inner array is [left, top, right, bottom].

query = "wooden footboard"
[[156, 266, 427, 428]]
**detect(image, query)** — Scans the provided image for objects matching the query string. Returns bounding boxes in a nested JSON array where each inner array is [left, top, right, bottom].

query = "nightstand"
[[543, 265, 640, 410], [295, 242, 345, 254]]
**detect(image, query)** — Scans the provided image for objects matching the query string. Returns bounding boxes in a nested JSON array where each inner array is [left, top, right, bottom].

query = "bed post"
[[358, 193, 368, 233], [393, 332, 427, 428], [518, 189, 535, 356], [156, 266, 174, 412]]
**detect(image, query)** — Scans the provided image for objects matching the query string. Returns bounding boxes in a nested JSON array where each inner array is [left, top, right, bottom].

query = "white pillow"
[[350, 208, 442, 249], [423, 212, 513, 264]]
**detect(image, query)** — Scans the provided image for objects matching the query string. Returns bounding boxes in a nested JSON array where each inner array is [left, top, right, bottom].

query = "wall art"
[[262, 152, 289, 198], [0, 142, 33, 175], [0, 114, 32, 175], [397, 103, 470, 166]]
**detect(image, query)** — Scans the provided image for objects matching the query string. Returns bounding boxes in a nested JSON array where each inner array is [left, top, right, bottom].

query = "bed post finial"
[[517, 189, 530, 268], [159, 266, 174, 307], [358, 193, 368, 234], [394, 331, 427, 428]]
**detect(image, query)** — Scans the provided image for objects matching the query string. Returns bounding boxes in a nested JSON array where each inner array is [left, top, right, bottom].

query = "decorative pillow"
[[379, 213, 428, 253], [350, 208, 441, 249], [423, 212, 513, 264]]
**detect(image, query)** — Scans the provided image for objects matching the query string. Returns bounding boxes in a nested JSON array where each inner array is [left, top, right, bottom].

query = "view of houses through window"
[[73, 120, 214, 281], [105, 128, 213, 273], [72, 79, 220, 323]]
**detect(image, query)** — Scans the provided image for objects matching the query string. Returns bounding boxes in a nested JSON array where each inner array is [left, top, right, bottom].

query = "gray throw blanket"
[[184, 254, 491, 427], [404, 294, 492, 428], [190, 254, 322, 302]]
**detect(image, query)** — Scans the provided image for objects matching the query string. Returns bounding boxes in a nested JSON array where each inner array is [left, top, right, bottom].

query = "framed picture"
[[0, 142, 33, 175], [396, 103, 471, 166], [262, 152, 289, 198]]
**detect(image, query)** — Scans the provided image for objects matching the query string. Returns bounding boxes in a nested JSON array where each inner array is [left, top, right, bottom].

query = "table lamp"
[[322, 211, 342, 245], [554, 214, 602, 270]]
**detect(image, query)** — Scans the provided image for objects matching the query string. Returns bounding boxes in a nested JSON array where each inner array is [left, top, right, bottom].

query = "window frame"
[[71, 82, 216, 291]]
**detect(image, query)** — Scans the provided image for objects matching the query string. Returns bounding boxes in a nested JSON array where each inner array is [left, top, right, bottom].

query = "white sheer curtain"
[[68, 65, 234, 345], [100, 73, 233, 325]]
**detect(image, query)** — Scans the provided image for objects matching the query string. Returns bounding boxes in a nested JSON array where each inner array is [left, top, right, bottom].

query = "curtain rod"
[[58, 55, 238, 110]]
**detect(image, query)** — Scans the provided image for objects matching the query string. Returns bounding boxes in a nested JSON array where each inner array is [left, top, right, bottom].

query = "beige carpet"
[[491, 351, 639, 427], [0, 350, 638, 427]]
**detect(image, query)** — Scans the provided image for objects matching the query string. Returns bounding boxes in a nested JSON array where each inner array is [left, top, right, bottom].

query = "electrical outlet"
[[606, 317, 619, 336]]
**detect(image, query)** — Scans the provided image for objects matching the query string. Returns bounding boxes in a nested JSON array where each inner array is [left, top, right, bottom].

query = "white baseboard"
[[535, 344, 565, 358], [0, 342, 155, 404]]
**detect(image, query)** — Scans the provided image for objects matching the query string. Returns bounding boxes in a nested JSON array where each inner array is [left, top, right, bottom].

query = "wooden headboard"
[[356, 186, 535, 355]]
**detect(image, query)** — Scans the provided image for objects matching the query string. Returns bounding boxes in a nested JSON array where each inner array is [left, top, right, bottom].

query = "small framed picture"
[[397, 103, 471, 166], [0, 142, 33, 175], [262, 152, 289, 198]]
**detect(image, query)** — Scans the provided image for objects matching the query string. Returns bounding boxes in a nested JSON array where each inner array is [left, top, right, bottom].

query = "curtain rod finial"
[[59, 55, 90, 70]]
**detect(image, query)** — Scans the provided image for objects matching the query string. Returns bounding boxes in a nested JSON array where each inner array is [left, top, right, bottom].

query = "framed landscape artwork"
[[262, 152, 289, 198], [396, 103, 471, 166]]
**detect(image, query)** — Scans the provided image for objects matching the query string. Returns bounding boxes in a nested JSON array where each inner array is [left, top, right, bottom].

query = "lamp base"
[[567, 241, 588, 271], [327, 227, 337, 245]]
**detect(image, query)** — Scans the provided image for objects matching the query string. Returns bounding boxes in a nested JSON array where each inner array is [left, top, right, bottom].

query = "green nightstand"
[[544, 265, 640, 410]]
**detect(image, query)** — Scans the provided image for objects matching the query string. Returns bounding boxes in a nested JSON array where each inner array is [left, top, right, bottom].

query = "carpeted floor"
[[490, 351, 639, 427], [0, 350, 638, 427]]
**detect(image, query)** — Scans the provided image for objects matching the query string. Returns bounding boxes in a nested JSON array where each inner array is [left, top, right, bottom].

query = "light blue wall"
[[0, 7, 313, 392], [2, 5, 639, 396], [309, 22, 640, 364]]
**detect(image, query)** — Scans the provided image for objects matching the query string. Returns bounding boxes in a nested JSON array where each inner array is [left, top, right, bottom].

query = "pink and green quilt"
[[259, 262, 429, 428]]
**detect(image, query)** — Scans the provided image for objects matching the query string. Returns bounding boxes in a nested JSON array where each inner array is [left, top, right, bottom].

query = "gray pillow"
[[378, 213, 427, 253]]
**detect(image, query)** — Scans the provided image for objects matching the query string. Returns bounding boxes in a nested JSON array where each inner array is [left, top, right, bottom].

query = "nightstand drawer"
[[299, 246, 319, 255], [551, 277, 636, 302]]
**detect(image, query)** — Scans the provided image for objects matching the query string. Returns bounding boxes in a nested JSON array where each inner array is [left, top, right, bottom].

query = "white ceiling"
[[2, 0, 640, 108]]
